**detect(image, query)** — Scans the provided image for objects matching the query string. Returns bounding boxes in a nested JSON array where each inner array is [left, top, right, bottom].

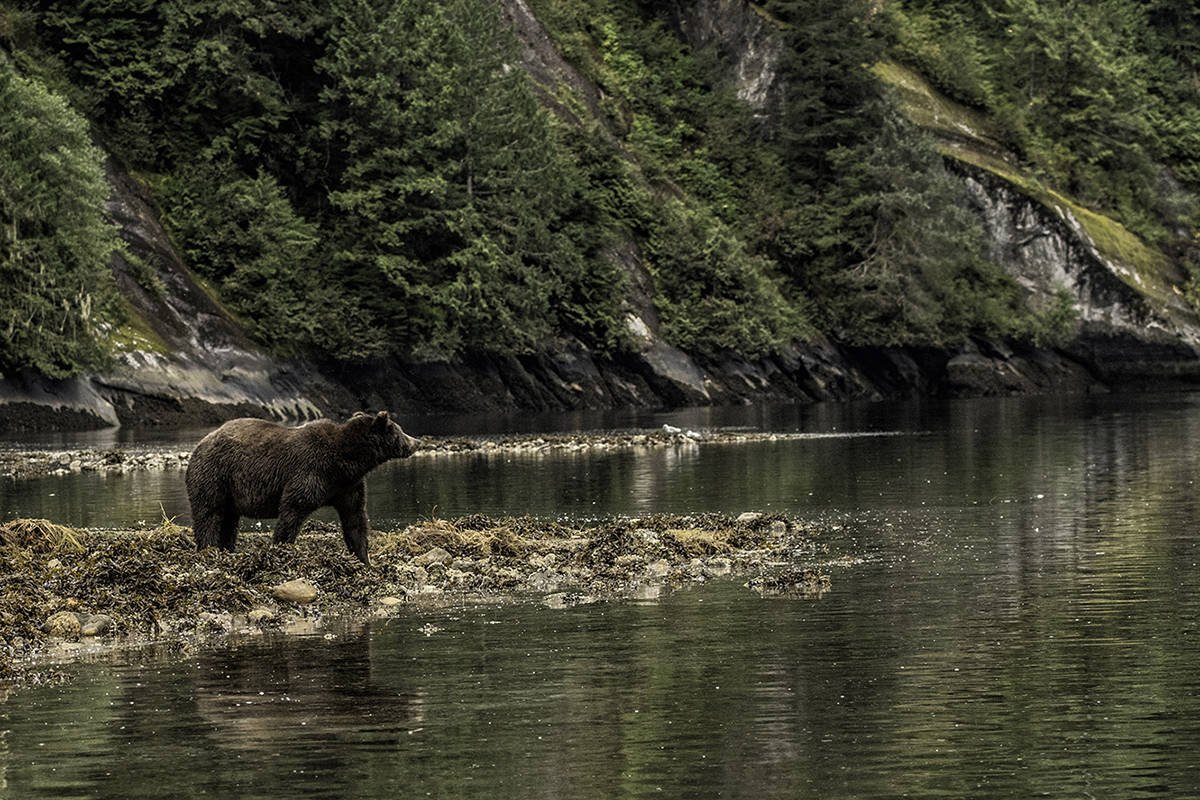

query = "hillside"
[[2, 0, 1199, 428]]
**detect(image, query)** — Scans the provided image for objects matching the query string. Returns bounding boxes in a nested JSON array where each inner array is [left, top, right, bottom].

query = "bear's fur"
[[185, 411, 420, 564]]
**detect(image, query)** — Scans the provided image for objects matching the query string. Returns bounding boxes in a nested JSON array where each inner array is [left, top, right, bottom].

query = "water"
[[4, 393, 1200, 797]]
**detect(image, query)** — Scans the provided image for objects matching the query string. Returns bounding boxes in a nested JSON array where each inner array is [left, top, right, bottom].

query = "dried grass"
[[0, 519, 84, 553]]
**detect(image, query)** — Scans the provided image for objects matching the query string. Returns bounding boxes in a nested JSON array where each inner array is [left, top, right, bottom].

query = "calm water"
[[3, 394, 1200, 797]]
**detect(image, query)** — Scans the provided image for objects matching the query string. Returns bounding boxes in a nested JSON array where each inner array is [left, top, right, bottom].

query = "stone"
[[737, 512, 763, 524], [526, 570, 559, 592], [706, 557, 733, 577], [80, 614, 114, 637], [271, 578, 318, 604], [44, 611, 82, 639], [247, 607, 277, 626], [377, 596, 404, 608], [413, 546, 452, 567], [645, 559, 671, 579]]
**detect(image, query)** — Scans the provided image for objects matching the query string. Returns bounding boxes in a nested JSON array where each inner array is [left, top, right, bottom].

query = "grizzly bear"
[[186, 411, 420, 564]]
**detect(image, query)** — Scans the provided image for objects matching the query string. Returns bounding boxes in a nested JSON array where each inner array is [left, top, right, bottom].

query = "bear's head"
[[352, 410, 421, 462]]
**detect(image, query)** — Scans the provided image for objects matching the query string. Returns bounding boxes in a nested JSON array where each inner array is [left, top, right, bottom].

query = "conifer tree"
[[0, 60, 121, 377]]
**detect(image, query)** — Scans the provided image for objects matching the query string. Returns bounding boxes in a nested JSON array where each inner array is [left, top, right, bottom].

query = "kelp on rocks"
[[0, 513, 832, 686]]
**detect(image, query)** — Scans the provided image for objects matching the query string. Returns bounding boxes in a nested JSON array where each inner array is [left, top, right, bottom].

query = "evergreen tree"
[[321, 0, 621, 360], [0, 59, 121, 377]]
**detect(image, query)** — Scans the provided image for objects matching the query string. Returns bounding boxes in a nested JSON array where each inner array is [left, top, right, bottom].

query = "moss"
[[877, 59, 1179, 308], [107, 297, 170, 355], [873, 61, 1001, 152]]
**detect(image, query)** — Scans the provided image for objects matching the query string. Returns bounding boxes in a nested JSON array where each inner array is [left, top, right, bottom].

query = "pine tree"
[[321, 0, 619, 360], [0, 59, 121, 377]]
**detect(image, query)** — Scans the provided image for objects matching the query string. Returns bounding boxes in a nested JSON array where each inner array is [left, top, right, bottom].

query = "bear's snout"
[[400, 431, 421, 455]]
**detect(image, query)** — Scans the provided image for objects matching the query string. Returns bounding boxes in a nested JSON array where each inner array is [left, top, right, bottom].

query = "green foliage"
[[7, 0, 1194, 378], [647, 199, 809, 357], [883, 0, 1200, 241], [0, 58, 121, 377], [802, 108, 1032, 345], [158, 162, 378, 358], [319, 0, 625, 360]]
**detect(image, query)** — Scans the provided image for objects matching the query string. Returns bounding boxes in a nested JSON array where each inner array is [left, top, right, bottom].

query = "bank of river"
[[0, 426, 902, 479], [0, 512, 844, 689]]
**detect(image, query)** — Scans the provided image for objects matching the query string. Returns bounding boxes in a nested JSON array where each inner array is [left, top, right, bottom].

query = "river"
[[2, 394, 1200, 797]]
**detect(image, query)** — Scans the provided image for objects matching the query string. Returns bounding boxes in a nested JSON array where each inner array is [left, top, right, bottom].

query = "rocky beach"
[[0, 511, 845, 691]]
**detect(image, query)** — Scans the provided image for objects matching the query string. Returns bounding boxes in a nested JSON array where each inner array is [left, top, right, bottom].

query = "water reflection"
[[5, 394, 1200, 796]]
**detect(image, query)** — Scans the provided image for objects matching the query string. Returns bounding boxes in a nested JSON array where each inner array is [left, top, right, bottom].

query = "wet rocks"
[[247, 606, 277, 626], [0, 448, 191, 479], [413, 547, 452, 567], [644, 559, 671, 579], [271, 579, 318, 604], [1, 429, 895, 480], [44, 611, 82, 639], [1, 512, 846, 688], [80, 614, 114, 637], [749, 569, 832, 599]]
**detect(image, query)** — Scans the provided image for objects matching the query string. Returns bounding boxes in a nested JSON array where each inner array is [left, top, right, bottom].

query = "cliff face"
[[1, 0, 1197, 431]]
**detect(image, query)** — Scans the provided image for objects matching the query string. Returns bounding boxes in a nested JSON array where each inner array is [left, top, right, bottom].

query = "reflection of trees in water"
[[0, 469, 187, 528], [102, 628, 423, 796], [0, 727, 8, 795]]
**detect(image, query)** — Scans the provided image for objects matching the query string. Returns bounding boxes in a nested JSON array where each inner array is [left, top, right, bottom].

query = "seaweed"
[[0, 512, 837, 688]]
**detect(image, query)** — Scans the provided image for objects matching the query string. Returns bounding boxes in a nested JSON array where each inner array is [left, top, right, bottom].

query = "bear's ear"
[[372, 410, 390, 430]]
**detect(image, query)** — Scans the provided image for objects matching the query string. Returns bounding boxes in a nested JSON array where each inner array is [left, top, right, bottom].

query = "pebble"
[[80, 614, 114, 637], [413, 546, 452, 566], [44, 611, 82, 639], [271, 579, 319, 604]]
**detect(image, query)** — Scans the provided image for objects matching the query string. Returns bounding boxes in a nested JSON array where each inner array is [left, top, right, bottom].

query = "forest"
[[1, 0, 1197, 378]]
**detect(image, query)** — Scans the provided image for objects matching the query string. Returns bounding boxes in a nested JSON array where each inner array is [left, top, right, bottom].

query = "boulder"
[[271, 579, 318, 604]]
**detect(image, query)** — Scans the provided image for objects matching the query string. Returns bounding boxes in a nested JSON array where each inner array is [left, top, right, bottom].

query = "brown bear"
[[185, 411, 420, 564]]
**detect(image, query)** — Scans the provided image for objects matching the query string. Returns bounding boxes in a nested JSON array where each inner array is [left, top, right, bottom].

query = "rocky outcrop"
[[959, 164, 1200, 385], [98, 170, 331, 425], [667, 0, 783, 111], [0, 170, 335, 431]]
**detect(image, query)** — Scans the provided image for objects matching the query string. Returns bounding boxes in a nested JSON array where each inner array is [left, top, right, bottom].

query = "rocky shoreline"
[[0, 427, 903, 479], [0, 513, 848, 691]]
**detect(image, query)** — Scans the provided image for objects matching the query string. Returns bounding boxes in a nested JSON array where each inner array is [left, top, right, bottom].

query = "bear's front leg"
[[273, 482, 318, 544], [333, 481, 370, 565]]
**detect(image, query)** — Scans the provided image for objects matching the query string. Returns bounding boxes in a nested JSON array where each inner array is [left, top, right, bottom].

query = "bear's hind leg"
[[219, 510, 239, 551], [273, 480, 322, 545], [273, 510, 306, 544], [193, 510, 222, 551]]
